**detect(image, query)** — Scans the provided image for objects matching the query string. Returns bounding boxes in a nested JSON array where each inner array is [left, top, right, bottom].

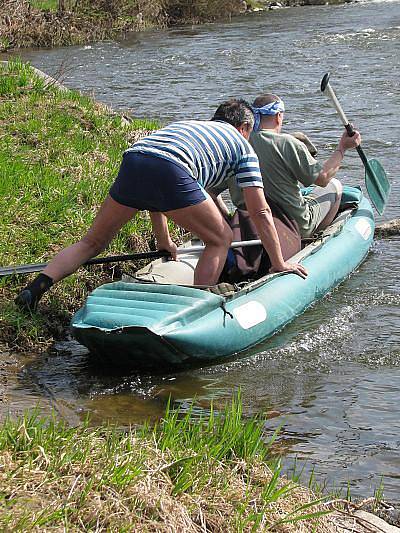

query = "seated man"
[[228, 93, 362, 239]]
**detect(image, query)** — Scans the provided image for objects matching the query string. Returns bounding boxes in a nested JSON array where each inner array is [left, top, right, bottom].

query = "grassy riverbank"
[[1, 0, 349, 52], [0, 61, 333, 533], [0, 395, 338, 531], [0, 0, 246, 52], [0, 59, 184, 351]]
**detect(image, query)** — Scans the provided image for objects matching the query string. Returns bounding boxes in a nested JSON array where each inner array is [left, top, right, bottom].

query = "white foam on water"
[[357, 0, 400, 3], [202, 286, 400, 375]]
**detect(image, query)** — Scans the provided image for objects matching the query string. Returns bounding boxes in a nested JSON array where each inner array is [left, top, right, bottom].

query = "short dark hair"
[[211, 98, 254, 129], [252, 93, 281, 108]]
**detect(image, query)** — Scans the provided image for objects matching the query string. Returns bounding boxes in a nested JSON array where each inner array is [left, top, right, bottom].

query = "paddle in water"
[[321, 72, 390, 215]]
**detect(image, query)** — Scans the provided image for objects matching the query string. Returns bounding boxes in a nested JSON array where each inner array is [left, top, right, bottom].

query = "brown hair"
[[252, 93, 281, 108], [211, 98, 254, 129]]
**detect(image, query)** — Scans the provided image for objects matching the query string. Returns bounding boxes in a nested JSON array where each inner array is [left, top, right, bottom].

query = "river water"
[[8, 0, 400, 500]]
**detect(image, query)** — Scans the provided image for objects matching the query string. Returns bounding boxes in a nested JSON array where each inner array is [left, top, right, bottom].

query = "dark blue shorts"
[[109, 151, 207, 211]]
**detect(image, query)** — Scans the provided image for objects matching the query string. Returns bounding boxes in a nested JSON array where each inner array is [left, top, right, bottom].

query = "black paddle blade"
[[321, 72, 330, 92]]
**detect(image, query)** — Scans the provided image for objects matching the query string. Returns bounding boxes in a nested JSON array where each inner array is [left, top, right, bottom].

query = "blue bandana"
[[252, 100, 285, 132]]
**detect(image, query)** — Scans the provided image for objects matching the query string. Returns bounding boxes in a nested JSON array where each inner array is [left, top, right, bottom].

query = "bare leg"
[[44, 195, 138, 282], [314, 179, 343, 232], [16, 195, 138, 311], [165, 197, 232, 285], [16, 196, 229, 311]]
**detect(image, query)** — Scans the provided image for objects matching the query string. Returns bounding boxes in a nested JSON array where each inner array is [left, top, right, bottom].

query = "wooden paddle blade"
[[365, 158, 391, 215]]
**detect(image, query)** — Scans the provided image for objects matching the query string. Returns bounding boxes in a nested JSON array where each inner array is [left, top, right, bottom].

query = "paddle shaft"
[[323, 82, 371, 163], [322, 76, 387, 205], [0, 239, 262, 277]]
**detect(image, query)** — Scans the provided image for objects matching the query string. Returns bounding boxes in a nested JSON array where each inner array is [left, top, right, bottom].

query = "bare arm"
[[315, 130, 361, 187], [243, 187, 307, 278], [149, 212, 177, 260]]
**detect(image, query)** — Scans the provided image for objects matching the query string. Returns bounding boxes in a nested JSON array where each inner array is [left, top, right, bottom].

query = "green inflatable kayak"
[[71, 187, 375, 369]]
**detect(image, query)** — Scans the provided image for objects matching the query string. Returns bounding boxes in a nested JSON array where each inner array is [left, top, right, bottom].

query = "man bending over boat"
[[223, 93, 362, 239], [15, 98, 307, 311]]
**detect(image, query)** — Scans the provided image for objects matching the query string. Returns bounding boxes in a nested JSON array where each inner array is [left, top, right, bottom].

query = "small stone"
[[354, 510, 400, 532]]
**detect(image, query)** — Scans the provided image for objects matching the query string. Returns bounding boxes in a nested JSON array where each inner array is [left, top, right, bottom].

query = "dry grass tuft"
[[0, 406, 340, 532]]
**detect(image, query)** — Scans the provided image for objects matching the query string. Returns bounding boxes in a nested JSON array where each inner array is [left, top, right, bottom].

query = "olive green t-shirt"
[[212, 130, 323, 238]]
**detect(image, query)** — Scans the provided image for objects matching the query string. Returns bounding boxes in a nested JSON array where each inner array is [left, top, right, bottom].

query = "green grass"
[[29, 0, 58, 10], [0, 395, 333, 531], [0, 58, 157, 265], [0, 58, 180, 350]]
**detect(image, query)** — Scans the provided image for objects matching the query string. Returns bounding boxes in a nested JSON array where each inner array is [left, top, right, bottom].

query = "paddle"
[[320, 72, 390, 215], [0, 239, 262, 277]]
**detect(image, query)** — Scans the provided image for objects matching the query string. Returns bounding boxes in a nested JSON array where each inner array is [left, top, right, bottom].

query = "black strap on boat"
[[220, 301, 234, 325]]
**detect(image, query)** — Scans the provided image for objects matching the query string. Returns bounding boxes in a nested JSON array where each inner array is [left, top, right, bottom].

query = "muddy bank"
[[0, 343, 19, 406]]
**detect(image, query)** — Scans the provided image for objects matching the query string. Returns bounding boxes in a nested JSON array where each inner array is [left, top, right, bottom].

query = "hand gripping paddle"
[[321, 72, 390, 215]]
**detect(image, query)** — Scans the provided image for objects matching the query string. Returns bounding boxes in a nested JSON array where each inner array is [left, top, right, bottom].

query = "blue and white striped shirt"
[[126, 120, 263, 191]]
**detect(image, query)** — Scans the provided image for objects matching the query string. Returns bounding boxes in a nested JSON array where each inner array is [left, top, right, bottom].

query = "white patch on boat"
[[355, 218, 372, 240], [232, 301, 267, 329]]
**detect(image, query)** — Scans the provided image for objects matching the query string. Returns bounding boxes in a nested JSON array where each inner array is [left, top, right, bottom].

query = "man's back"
[[238, 130, 323, 237], [127, 120, 262, 191]]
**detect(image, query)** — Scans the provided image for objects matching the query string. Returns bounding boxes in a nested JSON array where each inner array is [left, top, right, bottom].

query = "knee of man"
[[331, 177, 343, 195], [218, 224, 233, 248], [224, 226, 234, 247], [209, 225, 232, 248]]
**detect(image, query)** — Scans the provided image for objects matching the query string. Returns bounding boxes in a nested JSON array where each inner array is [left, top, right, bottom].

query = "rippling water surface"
[[7, 0, 400, 500]]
